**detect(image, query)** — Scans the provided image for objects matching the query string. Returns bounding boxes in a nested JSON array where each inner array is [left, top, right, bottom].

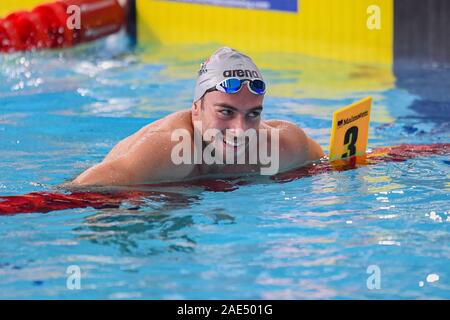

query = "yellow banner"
[[0, 0, 49, 18], [137, 0, 393, 64]]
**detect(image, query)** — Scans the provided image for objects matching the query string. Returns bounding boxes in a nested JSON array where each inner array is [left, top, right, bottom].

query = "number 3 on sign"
[[329, 97, 372, 161], [342, 126, 359, 158]]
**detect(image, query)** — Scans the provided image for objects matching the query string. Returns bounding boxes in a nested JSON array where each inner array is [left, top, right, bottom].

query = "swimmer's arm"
[[71, 159, 133, 186], [122, 131, 195, 184], [72, 132, 195, 186], [277, 122, 324, 172]]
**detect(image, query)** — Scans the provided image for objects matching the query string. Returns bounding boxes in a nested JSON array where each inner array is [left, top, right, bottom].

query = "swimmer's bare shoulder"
[[264, 119, 324, 172], [72, 110, 195, 186]]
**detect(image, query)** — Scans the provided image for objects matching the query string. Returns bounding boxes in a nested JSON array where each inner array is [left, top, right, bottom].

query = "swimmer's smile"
[[220, 134, 249, 153], [223, 136, 246, 149]]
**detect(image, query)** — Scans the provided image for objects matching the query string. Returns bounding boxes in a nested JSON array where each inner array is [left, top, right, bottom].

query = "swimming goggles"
[[212, 78, 266, 95]]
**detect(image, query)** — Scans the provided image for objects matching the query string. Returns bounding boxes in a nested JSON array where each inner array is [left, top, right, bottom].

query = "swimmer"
[[72, 47, 324, 186]]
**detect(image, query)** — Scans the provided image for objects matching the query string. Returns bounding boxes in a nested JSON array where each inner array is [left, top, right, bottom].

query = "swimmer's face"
[[192, 85, 264, 134], [192, 85, 264, 161]]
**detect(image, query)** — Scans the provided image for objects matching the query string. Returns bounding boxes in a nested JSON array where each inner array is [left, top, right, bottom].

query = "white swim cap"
[[193, 47, 264, 102]]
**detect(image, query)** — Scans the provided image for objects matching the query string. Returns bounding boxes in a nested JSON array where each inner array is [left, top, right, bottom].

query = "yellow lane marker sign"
[[329, 96, 372, 161]]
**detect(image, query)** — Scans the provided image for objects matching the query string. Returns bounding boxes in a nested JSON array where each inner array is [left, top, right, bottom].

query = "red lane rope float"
[[33, 2, 74, 48], [0, 143, 449, 216], [0, 0, 124, 53], [5, 11, 53, 51], [272, 143, 450, 182], [0, 18, 21, 52], [0, 191, 144, 215]]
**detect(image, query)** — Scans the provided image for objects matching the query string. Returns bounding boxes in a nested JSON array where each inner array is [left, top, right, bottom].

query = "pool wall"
[[394, 0, 450, 65]]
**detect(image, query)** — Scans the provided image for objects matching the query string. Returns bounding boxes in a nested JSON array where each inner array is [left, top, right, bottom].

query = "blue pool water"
[[0, 36, 449, 299]]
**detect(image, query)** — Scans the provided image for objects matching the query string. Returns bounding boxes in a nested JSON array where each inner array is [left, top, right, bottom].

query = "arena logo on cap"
[[163, 0, 298, 13], [223, 69, 259, 78]]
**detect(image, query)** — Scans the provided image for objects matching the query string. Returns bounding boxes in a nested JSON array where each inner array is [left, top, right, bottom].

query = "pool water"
[[0, 35, 449, 299]]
